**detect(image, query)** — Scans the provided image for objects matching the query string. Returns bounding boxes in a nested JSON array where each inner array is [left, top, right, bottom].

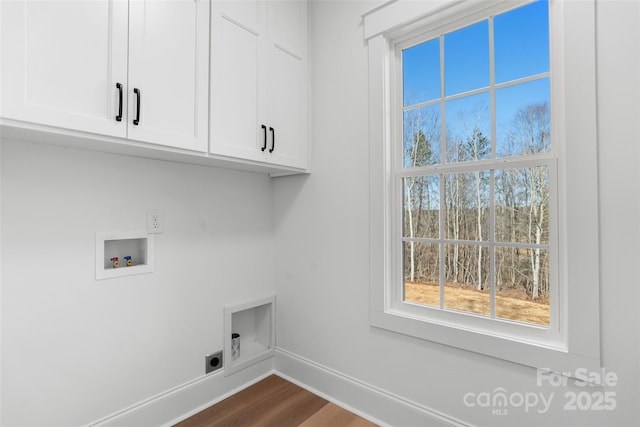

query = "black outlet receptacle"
[[205, 351, 223, 374]]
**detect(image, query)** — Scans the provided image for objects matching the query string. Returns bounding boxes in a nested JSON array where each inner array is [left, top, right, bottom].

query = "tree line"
[[403, 102, 550, 300]]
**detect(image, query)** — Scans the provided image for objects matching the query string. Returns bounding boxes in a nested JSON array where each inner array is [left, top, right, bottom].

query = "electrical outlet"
[[205, 351, 223, 374], [146, 209, 164, 234]]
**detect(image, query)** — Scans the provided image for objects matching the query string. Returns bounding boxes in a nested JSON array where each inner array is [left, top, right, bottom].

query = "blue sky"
[[402, 0, 550, 161]]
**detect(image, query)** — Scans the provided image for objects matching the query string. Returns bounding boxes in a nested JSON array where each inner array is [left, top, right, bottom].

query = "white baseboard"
[[85, 357, 275, 427], [84, 349, 471, 427], [275, 347, 472, 427]]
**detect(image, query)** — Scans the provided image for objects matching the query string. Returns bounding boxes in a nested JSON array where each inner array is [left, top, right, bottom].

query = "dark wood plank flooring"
[[174, 375, 378, 427]]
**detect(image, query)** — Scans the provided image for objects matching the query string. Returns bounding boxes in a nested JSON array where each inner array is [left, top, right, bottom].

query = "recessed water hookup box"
[[95, 231, 155, 280]]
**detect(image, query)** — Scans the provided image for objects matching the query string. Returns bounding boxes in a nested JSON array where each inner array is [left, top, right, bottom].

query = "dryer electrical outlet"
[[205, 351, 223, 374]]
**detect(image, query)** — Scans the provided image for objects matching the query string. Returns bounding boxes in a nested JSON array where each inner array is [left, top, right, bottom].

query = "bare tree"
[[403, 108, 440, 283], [502, 102, 550, 299], [446, 102, 490, 290]]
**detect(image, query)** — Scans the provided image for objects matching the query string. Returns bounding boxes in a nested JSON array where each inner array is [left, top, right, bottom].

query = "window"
[[365, 0, 601, 374], [398, 1, 553, 328]]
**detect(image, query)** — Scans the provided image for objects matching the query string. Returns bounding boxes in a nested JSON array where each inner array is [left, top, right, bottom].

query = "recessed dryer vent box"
[[96, 231, 154, 280], [224, 295, 275, 376]]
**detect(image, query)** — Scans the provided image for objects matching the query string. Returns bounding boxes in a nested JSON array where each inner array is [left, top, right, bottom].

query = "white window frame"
[[365, 0, 601, 374]]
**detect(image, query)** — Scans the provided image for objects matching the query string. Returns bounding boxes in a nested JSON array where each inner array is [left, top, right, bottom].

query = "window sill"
[[371, 308, 600, 376]]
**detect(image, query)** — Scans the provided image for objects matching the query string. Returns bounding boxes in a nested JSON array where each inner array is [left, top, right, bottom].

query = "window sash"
[[391, 159, 559, 335]]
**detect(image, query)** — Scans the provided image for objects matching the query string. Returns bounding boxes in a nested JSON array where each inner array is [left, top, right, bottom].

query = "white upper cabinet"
[[1, 0, 308, 174], [1, 0, 209, 152], [0, 0, 128, 138], [210, 0, 308, 170]]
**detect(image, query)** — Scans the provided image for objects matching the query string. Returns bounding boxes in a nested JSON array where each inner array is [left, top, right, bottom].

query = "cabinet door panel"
[[266, 0, 307, 169], [128, 0, 209, 151], [1, 0, 128, 137], [216, 0, 260, 31], [268, 0, 305, 58], [210, 1, 265, 162], [267, 47, 306, 169]]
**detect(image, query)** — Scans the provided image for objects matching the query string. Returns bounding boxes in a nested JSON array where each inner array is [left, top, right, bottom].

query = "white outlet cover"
[[146, 209, 164, 234]]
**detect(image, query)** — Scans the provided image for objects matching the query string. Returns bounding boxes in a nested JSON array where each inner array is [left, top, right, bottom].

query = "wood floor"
[[174, 375, 378, 427]]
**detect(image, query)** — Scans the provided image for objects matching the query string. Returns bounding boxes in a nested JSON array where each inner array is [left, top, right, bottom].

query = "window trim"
[[366, 0, 601, 374]]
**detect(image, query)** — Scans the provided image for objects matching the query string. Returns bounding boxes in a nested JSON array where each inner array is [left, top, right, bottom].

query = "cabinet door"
[[127, 0, 209, 152], [209, 0, 266, 162], [265, 0, 307, 169], [0, 0, 128, 137]]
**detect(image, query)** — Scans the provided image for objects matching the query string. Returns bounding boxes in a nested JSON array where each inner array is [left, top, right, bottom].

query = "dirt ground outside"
[[404, 281, 550, 327]]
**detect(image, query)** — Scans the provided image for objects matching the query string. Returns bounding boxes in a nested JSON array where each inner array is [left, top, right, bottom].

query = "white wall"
[[0, 140, 275, 426], [273, 1, 640, 426]]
